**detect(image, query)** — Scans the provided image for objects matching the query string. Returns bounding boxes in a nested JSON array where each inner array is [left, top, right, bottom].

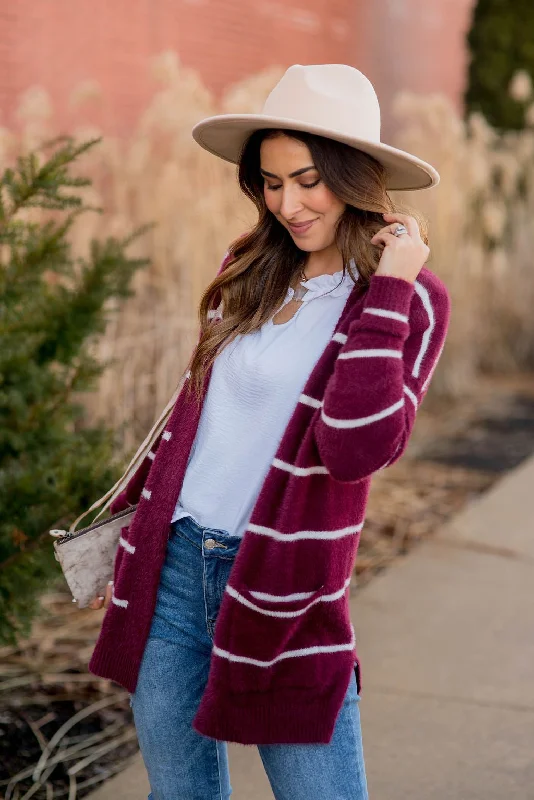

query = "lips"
[[288, 219, 317, 235]]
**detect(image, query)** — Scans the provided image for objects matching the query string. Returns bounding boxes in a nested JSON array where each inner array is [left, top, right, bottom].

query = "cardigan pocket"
[[235, 583, 326, 617], [223, 583, 331, 693]]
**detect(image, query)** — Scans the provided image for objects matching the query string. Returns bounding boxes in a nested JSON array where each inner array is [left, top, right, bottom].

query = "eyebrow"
[[259, 166, 316, 179]]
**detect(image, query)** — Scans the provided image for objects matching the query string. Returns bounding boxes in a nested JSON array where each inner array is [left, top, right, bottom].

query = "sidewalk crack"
[[431, 536, 534, 564], [364, 685, 534, 715]]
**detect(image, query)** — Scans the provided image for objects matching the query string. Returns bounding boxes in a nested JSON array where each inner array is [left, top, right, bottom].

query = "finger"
[[370, 225, 393, 244], [386, 223, 410, 239], [371, 230, 402, 248], [371, 222, 411, 243], [89, 596, 105, 610], [382, 212, 418, 239], [103, 580, 114, 609], [382, 212, 419, 239]]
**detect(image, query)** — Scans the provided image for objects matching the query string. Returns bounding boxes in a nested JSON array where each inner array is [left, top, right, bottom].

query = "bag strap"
[[68, 246, 234, 533], [69, 371, 189, 532]]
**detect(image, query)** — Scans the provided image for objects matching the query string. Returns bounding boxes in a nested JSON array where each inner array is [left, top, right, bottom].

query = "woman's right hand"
[[89, 581, 113, 610]]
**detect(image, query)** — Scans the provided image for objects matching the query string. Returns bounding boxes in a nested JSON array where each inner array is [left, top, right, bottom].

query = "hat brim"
[[192, 114, 439, 191]]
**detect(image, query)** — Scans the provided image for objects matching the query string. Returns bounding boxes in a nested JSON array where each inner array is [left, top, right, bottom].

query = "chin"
[[304, 241, 332, 253], [290, 236, 331, 253]]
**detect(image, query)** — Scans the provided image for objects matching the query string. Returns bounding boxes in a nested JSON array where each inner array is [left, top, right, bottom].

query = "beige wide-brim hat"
[[192, 64, 439, 192]]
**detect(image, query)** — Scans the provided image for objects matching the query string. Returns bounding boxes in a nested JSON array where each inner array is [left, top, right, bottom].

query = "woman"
[[89, 64, 450, 799]]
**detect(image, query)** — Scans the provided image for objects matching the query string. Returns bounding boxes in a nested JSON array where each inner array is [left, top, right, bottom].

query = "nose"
[[279, 184, 305, 220]]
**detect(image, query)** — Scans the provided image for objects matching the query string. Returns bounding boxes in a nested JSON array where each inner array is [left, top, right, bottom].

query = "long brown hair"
[[185, 128, 428, 402]]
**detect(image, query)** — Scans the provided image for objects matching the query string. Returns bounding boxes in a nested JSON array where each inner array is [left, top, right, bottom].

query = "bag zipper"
[[52, 505, 138, 546]]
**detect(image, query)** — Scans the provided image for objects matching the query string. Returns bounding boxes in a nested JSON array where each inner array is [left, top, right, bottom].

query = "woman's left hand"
[[370, 212, 430, 285]]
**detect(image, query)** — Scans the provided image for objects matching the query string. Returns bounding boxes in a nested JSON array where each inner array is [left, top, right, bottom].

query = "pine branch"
[[0, 524, 66, 574], [0, 135, 151, 643], [0, 137, 101, 224]]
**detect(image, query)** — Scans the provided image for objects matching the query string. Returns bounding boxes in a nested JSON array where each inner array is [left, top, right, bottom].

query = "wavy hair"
[[185, 128, 428, 402]]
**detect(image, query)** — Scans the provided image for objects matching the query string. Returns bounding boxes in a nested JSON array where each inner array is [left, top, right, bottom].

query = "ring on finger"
[[392, 224, 408, 237]]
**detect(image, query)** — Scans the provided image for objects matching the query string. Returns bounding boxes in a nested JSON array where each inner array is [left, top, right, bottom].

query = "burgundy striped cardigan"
[[89, 256, 451, 745]]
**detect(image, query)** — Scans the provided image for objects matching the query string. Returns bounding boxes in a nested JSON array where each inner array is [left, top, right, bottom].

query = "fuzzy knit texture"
[[89, 257, 451, 745]]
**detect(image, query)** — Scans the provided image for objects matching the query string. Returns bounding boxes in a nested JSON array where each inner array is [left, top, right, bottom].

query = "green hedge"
[[465, 0, 534, 130], [0, 138, 149, 644]]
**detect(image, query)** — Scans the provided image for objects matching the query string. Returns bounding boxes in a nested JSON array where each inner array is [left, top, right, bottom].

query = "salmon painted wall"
[[0, 0, 475, 138], [352, 0, 476, 138]]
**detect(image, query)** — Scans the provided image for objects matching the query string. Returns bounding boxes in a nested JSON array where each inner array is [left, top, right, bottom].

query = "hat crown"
[[262, 64, 381, 143], [191, 63, 440, 191]]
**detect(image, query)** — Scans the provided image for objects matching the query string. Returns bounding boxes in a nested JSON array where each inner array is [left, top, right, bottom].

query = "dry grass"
[[0, 592, 138, 799], [391, 82, 534, 395], [2, 52, 534, 447]]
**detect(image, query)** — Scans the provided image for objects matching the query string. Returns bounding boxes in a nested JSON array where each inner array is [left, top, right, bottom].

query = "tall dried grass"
[[3, 52, 534, 449], [391, 78, 534, 395]]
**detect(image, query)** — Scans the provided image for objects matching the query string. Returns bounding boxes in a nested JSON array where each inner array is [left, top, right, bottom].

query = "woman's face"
[[260, 134, 346, 253]]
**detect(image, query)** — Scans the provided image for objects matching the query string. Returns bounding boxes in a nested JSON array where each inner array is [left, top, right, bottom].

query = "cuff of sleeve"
[[364, 274, 416, 315]]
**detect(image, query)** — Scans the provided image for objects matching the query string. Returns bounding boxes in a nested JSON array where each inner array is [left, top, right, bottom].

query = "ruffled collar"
[[281, 260, 359, 307]]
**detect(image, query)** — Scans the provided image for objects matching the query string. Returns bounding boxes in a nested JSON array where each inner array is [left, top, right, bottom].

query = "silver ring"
[[393, 225, 408, 237]]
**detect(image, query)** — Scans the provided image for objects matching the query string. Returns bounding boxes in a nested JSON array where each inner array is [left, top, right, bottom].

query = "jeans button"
[[205, 538, 217, 550]]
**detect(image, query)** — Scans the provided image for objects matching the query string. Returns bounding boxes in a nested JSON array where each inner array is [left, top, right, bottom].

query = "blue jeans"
[[131, 516, 368, 800]]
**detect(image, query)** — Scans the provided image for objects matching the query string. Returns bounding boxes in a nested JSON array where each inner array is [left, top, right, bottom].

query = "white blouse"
[[171, 264, 359, 537]]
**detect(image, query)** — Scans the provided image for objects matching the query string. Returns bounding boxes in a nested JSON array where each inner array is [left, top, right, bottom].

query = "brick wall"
[[353, 0, 476, 138], [0, 0, 475, 138]]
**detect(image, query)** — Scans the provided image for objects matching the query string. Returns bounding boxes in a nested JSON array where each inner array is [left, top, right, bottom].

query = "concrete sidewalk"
[[90, 455, 534, 799]]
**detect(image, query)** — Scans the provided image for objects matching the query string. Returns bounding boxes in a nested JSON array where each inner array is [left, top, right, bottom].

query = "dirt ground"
[[2, 373, 534, 799]]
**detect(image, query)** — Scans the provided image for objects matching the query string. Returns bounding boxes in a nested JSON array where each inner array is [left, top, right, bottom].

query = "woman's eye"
[[266, 178, 320, 191]]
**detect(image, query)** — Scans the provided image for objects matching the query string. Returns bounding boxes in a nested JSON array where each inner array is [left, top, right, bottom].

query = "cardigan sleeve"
[[109, 247, 235, 515], [314, 269, 451, 483]]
